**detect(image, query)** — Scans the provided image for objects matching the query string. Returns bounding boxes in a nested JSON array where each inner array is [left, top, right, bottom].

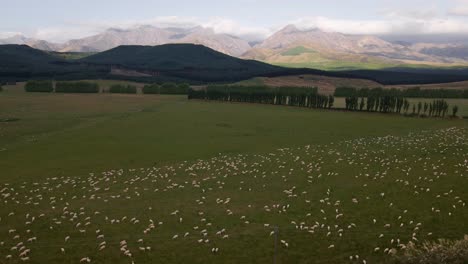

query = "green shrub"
[[55, 81, 99, 93], [109, 84, 137, 94], [25, 80, 53, 92], [142, 84, 160, 94], [394, 236, 468, 264], [0, 85, 3, 92]]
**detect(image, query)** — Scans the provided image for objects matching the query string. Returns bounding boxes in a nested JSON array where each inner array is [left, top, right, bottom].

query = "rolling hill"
[[3, 44, 468, 85], [0, 44, 106, 81], [0, 44, 327, 83], [79, 44, 338, 82], [0, 44, 64, 71], [80, 44, 277, 71]]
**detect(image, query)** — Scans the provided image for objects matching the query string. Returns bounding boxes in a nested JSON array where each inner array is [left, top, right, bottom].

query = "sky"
[[1, 0, 468, 42]]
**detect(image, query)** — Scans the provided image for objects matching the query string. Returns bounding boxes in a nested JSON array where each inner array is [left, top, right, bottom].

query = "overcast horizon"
[[2, 0, 468, 43]]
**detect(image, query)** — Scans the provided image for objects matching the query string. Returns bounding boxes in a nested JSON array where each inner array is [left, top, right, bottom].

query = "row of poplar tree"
[[345, 96, 455, 117], [189, 85, 459, 118], [188, 86, 335, 109]]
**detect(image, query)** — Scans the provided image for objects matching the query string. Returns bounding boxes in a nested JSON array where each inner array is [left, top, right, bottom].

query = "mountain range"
[[1, 24, 468, 69], [3, 43, 468, 85]]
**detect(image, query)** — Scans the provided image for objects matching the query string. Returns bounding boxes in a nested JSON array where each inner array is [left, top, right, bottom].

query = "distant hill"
[[80, 44, 308, 82], [0, 35, 59, 51], [0, 44, 105, 81], [0, 44, 63, 72], [0, 44, 316, 82], [2, 44, 468, 85], [61, 26, 251, 56], [1, 26, 251, 57], [81, 44, 278, 70]]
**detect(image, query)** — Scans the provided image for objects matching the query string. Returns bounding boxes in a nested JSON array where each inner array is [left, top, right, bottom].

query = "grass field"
[[0, 86, 467, 263]]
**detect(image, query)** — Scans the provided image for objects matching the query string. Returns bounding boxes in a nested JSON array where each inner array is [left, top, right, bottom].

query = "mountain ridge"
[[2, 25, 468, 69]]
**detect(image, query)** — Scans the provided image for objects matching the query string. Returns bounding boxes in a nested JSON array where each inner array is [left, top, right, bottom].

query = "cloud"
[[381, 8, 439, 20], [289, 15, 468, 35], [448, 0, 468, 16], [4, 13, 468, 43], [201, 17, 273, 40], [449, 8, 468, 16], [28, 16, 271, 43], [0, 31, 23, 39]]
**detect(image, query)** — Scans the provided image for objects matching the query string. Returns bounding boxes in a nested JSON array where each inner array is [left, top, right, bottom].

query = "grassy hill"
[[80, 44, 316, 82], [71, 44, 468, 84], [0, 44, 107, 81], [0, 44, 332, 83], [81, 44, 279, 71], [3, 44, 468, 85], [0, 44, 64, 72]]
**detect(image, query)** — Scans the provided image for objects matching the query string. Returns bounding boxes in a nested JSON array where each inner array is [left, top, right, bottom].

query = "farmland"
[[0, 85, 467, 263], [236, 75, 468, 95]]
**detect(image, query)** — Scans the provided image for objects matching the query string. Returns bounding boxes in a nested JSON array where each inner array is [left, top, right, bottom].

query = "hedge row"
[[24, 81, 191, 95], [109, 84, 137, 94], [142, 82, 189, 94], [55, 81, 99, 93], [24, 81, 54, 92]]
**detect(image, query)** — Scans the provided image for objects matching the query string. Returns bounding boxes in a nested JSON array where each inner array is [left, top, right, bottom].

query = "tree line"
[[56, 81, 99, 93], [345, 96, 407, 113], [24, 81, 99, 93], [188, 85, 335, 109], [335, 86, 468, 99], [143, 83, 189, 94], [23, 80, 190, 94], [345, 95, 457, 117], [109, 84, 137, 94], [25, 81, 54, 92], [189, 85, 460, 118]]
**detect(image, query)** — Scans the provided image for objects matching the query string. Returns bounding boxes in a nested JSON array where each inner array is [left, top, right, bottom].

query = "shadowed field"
[[236, 75, 468, 96]]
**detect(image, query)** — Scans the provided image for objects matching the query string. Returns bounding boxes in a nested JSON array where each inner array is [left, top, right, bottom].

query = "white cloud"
[[4, 13, 468, 43], [382, 8, 439, 20], [449, 8, 468, 16], [201, 17, 273, 40], [289, 15, 468, 35], [291, 17, 391, 35], [448, 0, 468, 16], [26, 16, 271, 43], [0, 31, 23, 39]]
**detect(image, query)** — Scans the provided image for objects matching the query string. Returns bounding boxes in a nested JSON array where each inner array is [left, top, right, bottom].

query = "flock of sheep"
[[0, 127, 466, 263]]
